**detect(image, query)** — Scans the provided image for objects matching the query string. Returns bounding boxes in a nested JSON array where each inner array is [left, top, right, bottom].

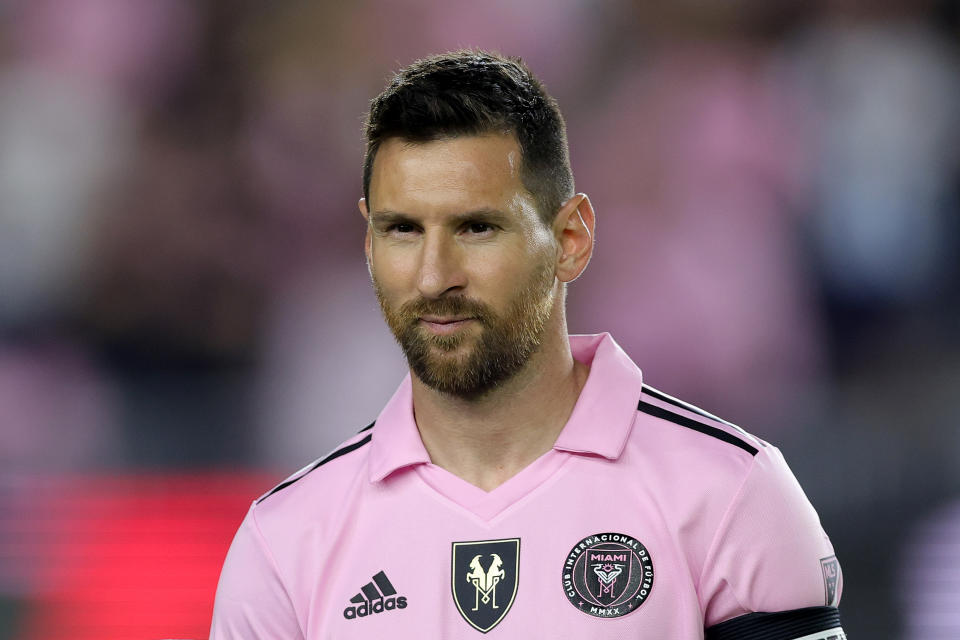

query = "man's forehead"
[[373, 134, 522, 180], [368, 134, 533, 214]]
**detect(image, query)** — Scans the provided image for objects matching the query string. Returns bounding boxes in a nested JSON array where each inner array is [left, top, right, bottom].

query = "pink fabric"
[[211, 334, 839, 638]]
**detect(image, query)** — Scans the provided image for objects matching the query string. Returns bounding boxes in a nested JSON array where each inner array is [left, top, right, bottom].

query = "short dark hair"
[[363, 50, 574, 224]]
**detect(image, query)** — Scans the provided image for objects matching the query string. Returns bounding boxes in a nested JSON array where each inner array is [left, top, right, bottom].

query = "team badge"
[[820, 555, 841, 606], [562, 532, 654, 618], [452, 538, 520, 633]]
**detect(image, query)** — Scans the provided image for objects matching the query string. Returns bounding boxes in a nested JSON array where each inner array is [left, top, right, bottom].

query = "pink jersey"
[[211, 334, 845, 639]]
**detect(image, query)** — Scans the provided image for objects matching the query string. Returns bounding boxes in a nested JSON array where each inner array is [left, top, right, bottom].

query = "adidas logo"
[[342, 570, 408, 620]]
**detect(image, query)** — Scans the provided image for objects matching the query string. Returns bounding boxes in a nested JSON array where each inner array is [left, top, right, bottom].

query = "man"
[[211, 50, 845, 639]]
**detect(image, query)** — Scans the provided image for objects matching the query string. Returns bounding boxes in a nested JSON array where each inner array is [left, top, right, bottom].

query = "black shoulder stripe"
[[642, 384, 742, 431], [638, 400, 758, 456], [358, 421, 375, 433], [705, 606, 843, 640], [257, 429, 374, 504]]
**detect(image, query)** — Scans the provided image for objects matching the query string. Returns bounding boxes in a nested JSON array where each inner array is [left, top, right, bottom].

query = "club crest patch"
[[820, 555, 841, 606], [452, 538, 520, 633], [562, 532, 654, 618]]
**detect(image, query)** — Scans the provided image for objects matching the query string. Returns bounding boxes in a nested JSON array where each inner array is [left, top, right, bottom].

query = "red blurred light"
[[9, 472, 274, 640]]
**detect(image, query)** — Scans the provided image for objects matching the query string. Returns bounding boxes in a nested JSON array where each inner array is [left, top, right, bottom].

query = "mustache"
[[398, 297, 492, 323]]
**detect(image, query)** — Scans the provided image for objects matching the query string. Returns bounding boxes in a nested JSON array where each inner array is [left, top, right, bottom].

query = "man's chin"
[[414, 369, 494, 401], [404, 341, 485, 393], [413, 325, 480, 354], [419, 343, 476, 371]]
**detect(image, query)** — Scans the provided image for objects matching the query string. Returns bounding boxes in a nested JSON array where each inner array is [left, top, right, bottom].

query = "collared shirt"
[[211, 334, 844, 639]]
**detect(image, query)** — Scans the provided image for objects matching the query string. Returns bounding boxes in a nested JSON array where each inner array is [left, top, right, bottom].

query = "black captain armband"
[[705, 607, 846, 640]]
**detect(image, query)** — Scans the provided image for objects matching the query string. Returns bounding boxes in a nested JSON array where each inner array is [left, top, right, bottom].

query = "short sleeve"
[[210, 503, 305, 639], [699, 445, 843, 628]]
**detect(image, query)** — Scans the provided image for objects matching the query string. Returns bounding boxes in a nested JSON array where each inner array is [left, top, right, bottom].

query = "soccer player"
[[210, 50, 846, 639]]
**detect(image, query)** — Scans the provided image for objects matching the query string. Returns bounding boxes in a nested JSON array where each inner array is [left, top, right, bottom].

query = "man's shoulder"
[[626, 385, 802, 548], [630, 384, 770, 478], [253, 421, 376, 512]]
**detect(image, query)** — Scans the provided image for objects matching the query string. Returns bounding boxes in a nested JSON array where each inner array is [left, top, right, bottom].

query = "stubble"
[[373, 258, 556, 400]]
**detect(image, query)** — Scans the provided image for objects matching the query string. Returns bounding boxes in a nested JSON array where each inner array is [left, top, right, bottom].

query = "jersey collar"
[[367, 376, 430, 482], [367, 333, 643, 483], [551, 333, 643, 459]]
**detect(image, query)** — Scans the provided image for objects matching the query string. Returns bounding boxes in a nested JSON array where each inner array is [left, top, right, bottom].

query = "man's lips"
[[418, 316, 475, 335], [420, 315, 472, 324]]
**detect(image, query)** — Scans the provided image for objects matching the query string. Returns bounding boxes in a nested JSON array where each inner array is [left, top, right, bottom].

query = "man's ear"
[[358, 198, 372, 260], [552, 193, 595, 283]]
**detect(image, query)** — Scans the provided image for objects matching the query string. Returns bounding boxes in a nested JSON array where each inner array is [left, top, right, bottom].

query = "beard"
[[373, 258, 557, 400]]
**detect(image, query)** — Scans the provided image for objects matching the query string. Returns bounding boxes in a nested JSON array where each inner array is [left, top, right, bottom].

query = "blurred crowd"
[[0, 0, 958, 637]]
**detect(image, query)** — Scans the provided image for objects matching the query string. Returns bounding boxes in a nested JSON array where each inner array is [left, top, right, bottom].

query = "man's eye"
[[390, 223, 416, 234], [467, 222, 494, 234]]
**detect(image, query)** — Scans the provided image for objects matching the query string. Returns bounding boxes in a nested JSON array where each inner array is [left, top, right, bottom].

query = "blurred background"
[[0, 0, 958, 637]]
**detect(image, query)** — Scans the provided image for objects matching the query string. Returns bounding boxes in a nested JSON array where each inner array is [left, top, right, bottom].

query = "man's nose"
[[416, 232, 466, 299]]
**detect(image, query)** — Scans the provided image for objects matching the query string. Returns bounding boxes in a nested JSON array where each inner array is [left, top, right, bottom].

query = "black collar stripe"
[[257, 425, 375, 504], [638, 400, 758, 456], [642, 384, 748, 435]]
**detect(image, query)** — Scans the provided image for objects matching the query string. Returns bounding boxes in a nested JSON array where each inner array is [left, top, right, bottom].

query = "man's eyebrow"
[[369, 208, 513, 225], [368, 210, 413, 225]]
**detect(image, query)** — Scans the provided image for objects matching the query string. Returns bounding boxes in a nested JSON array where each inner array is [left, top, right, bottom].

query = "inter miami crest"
[[452, 538, 520, 633], [562, 532, 654, 618]]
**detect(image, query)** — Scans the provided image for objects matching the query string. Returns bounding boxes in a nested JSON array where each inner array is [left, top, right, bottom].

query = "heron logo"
[[451, 538, 519, 633]]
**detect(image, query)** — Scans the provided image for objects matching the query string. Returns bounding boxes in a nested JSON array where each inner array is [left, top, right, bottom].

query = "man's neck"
[[410, 327, 589, 492]]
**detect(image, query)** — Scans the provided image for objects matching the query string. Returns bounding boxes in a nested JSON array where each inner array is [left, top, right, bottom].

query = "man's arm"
[[699, 445, 846, 639], [210, 504, 304, 639]]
